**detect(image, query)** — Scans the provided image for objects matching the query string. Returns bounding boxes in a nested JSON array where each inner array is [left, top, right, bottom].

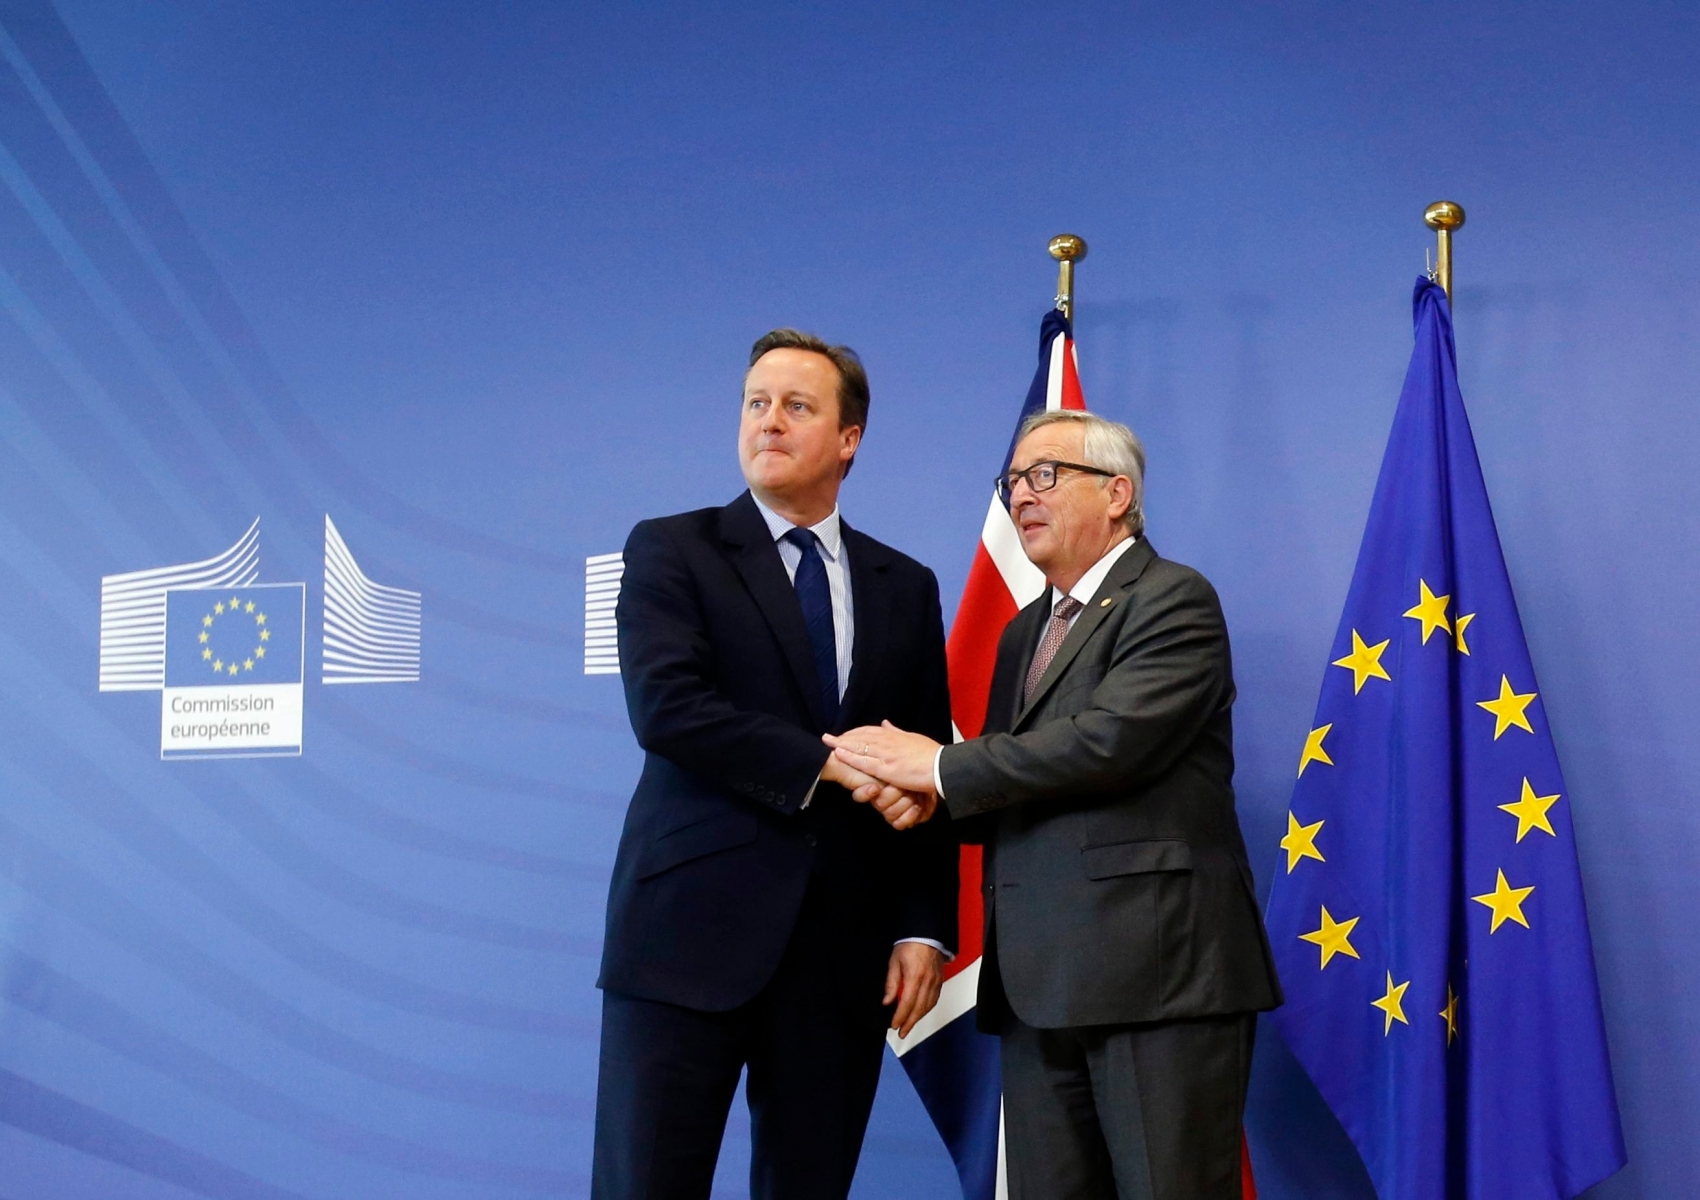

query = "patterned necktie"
[[1024, 594, 1084, 705], [782, 527, 839, 722]]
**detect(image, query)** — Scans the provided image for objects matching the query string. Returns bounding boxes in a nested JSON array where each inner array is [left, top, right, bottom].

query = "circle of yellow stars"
[[198, 594, 271, 677], [1284, 575, 1567, 1045]]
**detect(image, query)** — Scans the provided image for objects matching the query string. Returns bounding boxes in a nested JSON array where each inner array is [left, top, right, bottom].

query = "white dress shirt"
[[933, 535, 1140, 797], [751, 494, 947, 959]]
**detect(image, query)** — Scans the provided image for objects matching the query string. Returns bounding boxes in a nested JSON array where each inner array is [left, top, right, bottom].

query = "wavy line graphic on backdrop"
[[0, 24, 573, 685], [0, 5, 579, 575], [323, 515, 422, 685], [97, 517, 258, 692], [1, 951, 586, 1192]]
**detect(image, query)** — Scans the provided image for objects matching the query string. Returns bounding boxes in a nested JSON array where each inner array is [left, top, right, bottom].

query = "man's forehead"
[[745, 348, 836, 389], [1012, 424, 1082, 464]]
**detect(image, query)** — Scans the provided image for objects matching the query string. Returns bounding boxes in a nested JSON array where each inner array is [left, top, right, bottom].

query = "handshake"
[[819, 721, 946, 830]]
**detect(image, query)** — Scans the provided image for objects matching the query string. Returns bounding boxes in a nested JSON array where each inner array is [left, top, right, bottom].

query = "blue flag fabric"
[[1265, 279, 1625, 1199]]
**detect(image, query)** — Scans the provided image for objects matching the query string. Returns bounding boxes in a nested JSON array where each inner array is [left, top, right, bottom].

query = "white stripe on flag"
[[996, 1102, 1009, 1200], [1045, 330, 1067, 409]]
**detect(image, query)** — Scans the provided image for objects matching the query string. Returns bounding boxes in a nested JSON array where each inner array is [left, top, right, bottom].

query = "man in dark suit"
[[592, 329, 957, 1200], [828, 410, 1281, 1200]]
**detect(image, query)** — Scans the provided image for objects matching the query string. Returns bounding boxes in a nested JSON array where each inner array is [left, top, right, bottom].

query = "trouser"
[[1000, 1011, 1256, 1200], [591, 885, 889, 1200]]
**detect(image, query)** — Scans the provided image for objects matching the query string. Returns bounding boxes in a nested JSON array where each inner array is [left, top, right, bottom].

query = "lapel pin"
[[1100, 597, 1113, 608]]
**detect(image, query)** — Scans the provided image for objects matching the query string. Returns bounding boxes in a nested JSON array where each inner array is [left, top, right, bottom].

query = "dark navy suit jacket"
[[599, 491, 958, 1013]]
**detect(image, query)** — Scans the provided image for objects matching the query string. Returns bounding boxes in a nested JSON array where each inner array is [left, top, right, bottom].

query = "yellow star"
[[201, 648, 212, 660], [198, 631, 209, 644], [213, 601, 225, 615], [212, 658, 223, 672], [202, 614, 213, 627], [1298, 905, 1361, 969], [255, 646, 266, 659], [1472, 869, 1535, 932], [245, 601, 256, 613], [1440, 984, 1460, 1046], [1499, 778, 1561, 842], [1332, 630, 1392, 694], [259, 629, 270, 642], [1298, 724, 1334, 778], [1477, 675, 1538, 739], [227, 662, 239, 676], [1280, 811, 1326, 873], [1403, 579, 1452, 644], [229, 594, 240, 609], [256, 613, 267, 626], [1454, 612, 1476, 655], [244, 659, 254, 671], [1371, 971, 1411, 1035]]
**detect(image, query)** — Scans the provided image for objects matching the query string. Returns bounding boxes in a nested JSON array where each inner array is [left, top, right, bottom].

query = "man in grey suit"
[[827, 409, 1281, 1200]]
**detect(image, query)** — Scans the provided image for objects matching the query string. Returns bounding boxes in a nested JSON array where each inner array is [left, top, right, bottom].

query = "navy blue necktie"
[[782, 527, 839, 722]]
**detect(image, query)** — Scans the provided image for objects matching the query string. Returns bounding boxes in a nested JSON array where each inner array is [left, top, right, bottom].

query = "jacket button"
[[804, 834, 818, 847]]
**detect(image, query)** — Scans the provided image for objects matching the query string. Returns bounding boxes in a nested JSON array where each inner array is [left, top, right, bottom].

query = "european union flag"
[[164, 583, 304, 687], [1265, 279, 1625, 1198]]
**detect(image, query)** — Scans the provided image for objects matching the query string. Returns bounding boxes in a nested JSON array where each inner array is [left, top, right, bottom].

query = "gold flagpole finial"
[[1423, 201, 1465, 303], [1048, 234, 1088, 322]]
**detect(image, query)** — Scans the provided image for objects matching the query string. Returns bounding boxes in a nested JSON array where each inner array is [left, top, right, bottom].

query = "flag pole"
[[1423, 201, 1466, 302], [1048, 233, 1088, 321]]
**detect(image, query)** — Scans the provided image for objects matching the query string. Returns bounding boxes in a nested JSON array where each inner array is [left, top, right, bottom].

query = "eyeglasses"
[[995, 460, 1115, 506]]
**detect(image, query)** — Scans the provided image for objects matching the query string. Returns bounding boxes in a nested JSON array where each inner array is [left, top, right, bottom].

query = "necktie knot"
[[1054, 595, 1084, 621], [783, 527, 818, 553]]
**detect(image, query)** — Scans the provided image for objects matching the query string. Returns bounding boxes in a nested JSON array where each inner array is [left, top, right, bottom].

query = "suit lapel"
[[986, 592, 1050, 735], [1013, 539, 1157, 731], [720, 492, 829, 727], [837, 522, 889, 731]]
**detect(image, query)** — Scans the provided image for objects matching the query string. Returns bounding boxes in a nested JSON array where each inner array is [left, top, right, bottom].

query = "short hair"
[[1016, 409, 1147, 537], [747, 328, 870, 433]]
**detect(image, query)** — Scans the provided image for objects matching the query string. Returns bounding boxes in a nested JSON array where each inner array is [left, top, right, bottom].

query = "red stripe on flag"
[[944, 844, 983, 981], [945, 544, 1019, 740], [1058, 338, 1086, 410]]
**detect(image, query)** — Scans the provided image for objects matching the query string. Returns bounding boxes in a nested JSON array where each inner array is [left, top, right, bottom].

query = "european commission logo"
[[100, 517, 422, 759], [163, 584, 305, 759]]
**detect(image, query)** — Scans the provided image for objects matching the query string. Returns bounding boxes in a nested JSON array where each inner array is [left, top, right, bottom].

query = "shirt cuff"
[[895, 936, 955, 963], [800, 775, 818, 810], [932, 746, 946, 799]]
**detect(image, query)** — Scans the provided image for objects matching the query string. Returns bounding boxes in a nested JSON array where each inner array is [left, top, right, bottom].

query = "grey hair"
[[1016, 409, 1146, 537]]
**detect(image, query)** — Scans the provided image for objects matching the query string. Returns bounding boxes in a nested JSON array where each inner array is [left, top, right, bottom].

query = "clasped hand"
[[820, 721, 944, 830]]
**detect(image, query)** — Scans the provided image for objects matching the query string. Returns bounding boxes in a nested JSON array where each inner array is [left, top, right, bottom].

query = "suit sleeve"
[[938, 569, 1229, 819], [617, 518, 828, 815], [893, 568, 959, 951]]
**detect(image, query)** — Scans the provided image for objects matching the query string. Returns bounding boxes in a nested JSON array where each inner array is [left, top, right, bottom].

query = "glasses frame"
[[995, 459, 1115, 506]]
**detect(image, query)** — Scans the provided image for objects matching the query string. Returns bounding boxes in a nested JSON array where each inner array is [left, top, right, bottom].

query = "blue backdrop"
[[0, 1, 1694, 1196]]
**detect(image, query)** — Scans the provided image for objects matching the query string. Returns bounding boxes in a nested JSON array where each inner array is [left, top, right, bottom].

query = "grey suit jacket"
[[939, 538, 1282, 1031]]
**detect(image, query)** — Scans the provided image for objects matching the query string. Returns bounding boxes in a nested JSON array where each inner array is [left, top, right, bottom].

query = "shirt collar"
[[750, 492, 844, 561], [1053, 534, 1139, 608]]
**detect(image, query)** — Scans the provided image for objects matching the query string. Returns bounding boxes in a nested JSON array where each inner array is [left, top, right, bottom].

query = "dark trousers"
[[1000, 1012, 1255, 1200], [591, 886, 889, 1200]]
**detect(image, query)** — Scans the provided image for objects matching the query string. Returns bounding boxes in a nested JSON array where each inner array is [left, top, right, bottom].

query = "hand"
[[824, 721, 943, 794], [868, 787, 937, 831], [820, 753, 904, 806], [885, 942, 944, 1039], [821, 751, 932, 828]]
